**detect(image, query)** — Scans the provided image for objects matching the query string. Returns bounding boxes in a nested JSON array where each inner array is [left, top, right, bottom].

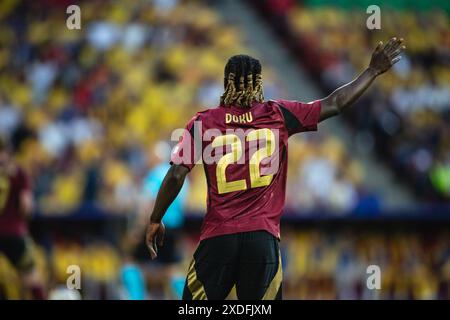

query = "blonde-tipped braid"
[[235, 75, 245, 106], [220, 73, 264, 108], [254, 73, 264, 103], [244, 73, 254, 107], [220, 73, 236, 106]]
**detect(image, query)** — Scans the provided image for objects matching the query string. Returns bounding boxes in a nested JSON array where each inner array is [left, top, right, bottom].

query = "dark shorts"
[[0, 236, 34, 273], [183, 230, 282, 300]]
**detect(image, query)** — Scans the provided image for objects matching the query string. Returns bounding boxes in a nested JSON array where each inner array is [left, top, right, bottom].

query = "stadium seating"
[[253, 0, 450, 200], [0, 0, 370, 214], [1, 0, 448, 300]]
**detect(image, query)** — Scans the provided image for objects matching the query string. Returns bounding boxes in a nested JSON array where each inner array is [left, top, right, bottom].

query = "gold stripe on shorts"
[[262, 252, 282, 300], [187, 259, 207, 300]]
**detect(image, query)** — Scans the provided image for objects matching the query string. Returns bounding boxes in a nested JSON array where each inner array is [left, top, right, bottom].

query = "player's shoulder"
[[197, 105, 224, 116], [257, 99, 293, 111], [261, 99, 287, 115], [181, 107, 221, 131], [266, 99, 294, 108], [188, 106, 225, 122]]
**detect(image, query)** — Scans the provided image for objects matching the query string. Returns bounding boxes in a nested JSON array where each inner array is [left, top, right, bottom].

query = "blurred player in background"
[[147, 38, 406, 300], [0, 137, 45, 299]]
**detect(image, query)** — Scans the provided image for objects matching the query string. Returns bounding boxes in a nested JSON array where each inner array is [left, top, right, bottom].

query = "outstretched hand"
[[369, 37, 406, 76], [146, 221, 165, 260]]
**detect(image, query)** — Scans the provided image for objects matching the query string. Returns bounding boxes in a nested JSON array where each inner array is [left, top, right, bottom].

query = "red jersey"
[[171, 99, 321, 241], [0, 166, 30, 237]]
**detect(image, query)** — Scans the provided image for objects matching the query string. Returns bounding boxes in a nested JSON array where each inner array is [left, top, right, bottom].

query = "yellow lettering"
[[226, 112, 253, 124]]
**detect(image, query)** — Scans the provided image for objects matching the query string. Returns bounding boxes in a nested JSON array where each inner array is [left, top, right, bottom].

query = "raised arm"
[[146, 164, 189, 259], [319, 37, 405, 122]]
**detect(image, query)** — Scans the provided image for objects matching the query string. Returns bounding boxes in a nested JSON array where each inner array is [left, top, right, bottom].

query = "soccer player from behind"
[[146, 38, 405, 300], [0, 137, 44, 299]]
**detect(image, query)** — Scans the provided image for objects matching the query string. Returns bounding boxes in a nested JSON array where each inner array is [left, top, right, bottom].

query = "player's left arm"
[[145, 164, 189, 259], [319, 37, 406, 122]]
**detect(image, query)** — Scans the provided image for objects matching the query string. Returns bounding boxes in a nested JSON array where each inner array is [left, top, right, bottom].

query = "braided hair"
[[220, 55, 264, 108]]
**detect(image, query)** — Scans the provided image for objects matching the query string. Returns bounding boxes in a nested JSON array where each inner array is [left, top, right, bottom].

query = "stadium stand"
[[0, 0, 448, 300], [252, 0, 450, 201]]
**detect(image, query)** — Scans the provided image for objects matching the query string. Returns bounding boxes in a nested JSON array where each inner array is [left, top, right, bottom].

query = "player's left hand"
[[369, 37, 406, 76], [146, 221, 165, 260]]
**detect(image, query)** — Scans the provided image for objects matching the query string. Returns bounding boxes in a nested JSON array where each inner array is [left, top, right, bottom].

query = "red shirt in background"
[[0, 166, 30, 237]]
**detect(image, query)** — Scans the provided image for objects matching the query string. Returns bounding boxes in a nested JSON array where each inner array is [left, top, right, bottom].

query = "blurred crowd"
[[0, 0, 374, 215], [0, 0, 449, 300], [2, 228, 449, 300], [255, 0, 450, 200], [0, 240, 122, 299], [282, 228, 450, 299], [0, 0, 373, 300]]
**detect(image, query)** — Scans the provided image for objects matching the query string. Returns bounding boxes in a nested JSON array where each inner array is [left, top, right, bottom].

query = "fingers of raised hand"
[[386, 38, 404, 55], [383, 37, 397, 53], [388, 41, 406, 65], [389, 47, 405, 58], [374, 41, 383, 53], [390, 55, 402, 65]]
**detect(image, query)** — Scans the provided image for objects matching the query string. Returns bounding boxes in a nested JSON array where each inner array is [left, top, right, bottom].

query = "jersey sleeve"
[[275, 99, 322, 136], [169, 115, 201, 171]]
